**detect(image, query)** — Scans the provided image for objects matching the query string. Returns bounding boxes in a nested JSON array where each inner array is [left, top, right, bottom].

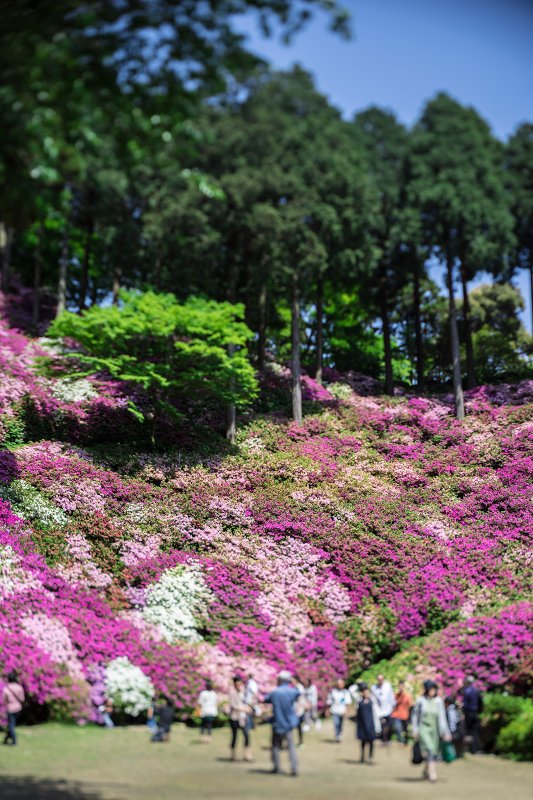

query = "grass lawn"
[[1, 721, 532, 800]]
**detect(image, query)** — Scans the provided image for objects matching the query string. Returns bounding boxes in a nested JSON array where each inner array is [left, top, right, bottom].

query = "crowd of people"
[[2, 668, 485, 783], [142, 670, 484, 781]]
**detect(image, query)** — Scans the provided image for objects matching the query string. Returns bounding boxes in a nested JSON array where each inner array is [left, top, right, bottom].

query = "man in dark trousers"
[[462, 676, 483, 754], [264, 671, 301, 776]]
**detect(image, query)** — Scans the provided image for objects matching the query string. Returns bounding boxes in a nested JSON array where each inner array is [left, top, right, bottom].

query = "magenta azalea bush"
[[0, 316, 532, 722]]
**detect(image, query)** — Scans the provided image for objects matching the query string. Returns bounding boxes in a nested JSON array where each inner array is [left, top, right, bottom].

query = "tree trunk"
[[291, 271, 303, 425], [225, 341, 237, 443], [224, 266, 239, 441], [460, 263, 476, 389], [0, 221, 13, 292], [258, 280, 267, 372], [226, 400, 236, 443], [446, 250, 465, 420], [78, 215, 93, 312], [529, 264, 533, 336], [315, 273, 324, 384], [90, 276, 98, 306], [413, 262, 425, 389], [112, 265, 122, 305], [379, 265, 394, 395], [32, 223, 43, 329], [56, 227, 69, 317]]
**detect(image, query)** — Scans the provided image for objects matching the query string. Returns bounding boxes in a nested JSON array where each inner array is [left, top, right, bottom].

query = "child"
[[198, 680, 218, 743], [445, 694, 464, 758], [151, 697, 174, 743], [355, 683, 381, 764]]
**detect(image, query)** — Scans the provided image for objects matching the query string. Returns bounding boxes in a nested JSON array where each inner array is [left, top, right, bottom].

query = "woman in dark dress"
[[355, 684, 381, 764]]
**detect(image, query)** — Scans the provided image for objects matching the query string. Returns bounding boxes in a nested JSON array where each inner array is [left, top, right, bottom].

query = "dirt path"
[[1, 721, 532, 800]]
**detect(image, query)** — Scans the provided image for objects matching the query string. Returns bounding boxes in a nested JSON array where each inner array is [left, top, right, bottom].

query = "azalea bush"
[[0, 317, 531, 725]]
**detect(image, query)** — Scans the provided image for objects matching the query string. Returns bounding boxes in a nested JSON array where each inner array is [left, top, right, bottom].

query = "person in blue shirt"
[[264, 670, 301, 776]]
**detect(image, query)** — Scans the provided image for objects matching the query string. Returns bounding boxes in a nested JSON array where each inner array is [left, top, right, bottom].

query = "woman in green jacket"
[[412, 680, 451, 783]]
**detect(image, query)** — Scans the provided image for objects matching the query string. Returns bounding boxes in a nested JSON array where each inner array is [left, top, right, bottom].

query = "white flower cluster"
[[0, 479, 68, 527], [142, 564, 213, 644], [123, 502, 148, 524], [104, 656, 154, 717], [51, 377, 99, 403], [328, 382, 353, 400], [241, 436, 265, 453]]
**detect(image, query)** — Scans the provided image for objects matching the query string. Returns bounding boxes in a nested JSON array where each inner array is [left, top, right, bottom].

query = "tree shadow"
[[1, 776, 107, 800], [0, 448, 21, 484]]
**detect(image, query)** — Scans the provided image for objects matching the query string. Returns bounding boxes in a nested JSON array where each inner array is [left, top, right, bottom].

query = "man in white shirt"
[[371, 673, 395, 744], [327, 678, 352, 743]]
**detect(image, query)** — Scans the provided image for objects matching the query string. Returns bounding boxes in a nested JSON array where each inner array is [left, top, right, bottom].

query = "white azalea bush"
[[104, 656, 154, 716], [142, 564, 213, 644], [51, 377, 99, 404], [0, 480, 68, 527]]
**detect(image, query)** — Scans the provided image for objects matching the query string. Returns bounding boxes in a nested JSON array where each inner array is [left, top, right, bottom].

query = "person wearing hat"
[[264, 670, 301, 776], [412, 680, 451, 783]]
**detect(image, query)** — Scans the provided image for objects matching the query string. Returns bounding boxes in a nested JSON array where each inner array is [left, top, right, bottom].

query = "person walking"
[[371, 673, 395, 745], [3, 672, 25, 746], [303, 677, 319, 731], [228, 676, 253, 762], [412, 680, 452, 783], [391, 680, 413, 744], [198, 679, 218, 743], [327, 678, 352, 743], [264, 671, 301, 776], [462, 676, 483, 754], [355, 683, 381, 764]]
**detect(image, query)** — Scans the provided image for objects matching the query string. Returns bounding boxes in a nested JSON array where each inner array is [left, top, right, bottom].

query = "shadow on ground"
[[1, 777, 108, 800]]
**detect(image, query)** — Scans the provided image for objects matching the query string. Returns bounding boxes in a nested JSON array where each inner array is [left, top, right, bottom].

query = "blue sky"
[[238, 0, 533, 329]]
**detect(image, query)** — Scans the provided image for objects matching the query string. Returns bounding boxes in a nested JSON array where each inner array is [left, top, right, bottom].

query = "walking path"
[[2, 721, 532, 800]]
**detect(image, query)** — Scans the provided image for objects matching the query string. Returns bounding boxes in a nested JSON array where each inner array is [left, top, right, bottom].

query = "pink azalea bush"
[[0, 318, 531, 722]]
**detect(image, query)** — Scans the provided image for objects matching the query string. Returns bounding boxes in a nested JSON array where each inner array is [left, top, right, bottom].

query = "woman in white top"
[[197, 679, 218, 743], [327, 678, 352, 743]]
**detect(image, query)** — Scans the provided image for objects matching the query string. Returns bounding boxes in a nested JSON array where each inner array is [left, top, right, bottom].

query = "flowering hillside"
[[0, 318, 532, 723]]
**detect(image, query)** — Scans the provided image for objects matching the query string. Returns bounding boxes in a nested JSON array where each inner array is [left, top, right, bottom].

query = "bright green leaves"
[[47, 291, 258, 425]]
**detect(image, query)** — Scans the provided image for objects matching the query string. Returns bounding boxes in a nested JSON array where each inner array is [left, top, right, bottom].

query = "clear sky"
[[237, 0, 533, 329]]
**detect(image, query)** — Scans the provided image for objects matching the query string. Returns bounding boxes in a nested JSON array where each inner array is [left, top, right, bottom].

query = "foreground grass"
[[1, 722, 532, 800]]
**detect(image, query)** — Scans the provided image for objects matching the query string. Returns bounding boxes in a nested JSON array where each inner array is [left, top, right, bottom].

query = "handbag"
[[411, 741, 423, 765], [441, 740, 456, 763]]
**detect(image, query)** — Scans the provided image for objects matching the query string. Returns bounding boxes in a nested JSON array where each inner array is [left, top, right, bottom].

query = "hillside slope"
[[0, 318, 532, 721]]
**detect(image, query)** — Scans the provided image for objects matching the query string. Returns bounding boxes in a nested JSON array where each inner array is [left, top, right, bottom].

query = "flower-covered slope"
[[0, 318, 532, 721]]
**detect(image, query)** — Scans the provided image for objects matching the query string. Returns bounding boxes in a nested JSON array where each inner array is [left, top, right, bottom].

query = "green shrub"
[[496, 709, 533, 761], [481, 693, 533, 752], [0, 413, 26, 446]]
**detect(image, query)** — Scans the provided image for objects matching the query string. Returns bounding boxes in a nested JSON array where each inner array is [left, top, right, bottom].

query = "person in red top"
[[391, 680, 413, 744], [3, 671, 25, 746]]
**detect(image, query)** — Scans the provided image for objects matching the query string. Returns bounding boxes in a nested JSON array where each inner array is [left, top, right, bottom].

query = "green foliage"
[[0, 413, 26, 447], [339, 602, 401, 677], [47, 291, 258, 435], [496, 709, 533, 761], [468, 283, 533, 383], [480, 694, 533, 760]]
